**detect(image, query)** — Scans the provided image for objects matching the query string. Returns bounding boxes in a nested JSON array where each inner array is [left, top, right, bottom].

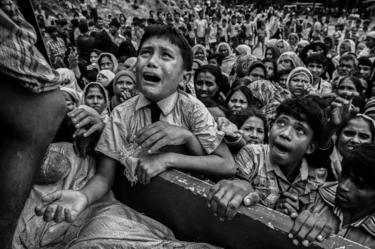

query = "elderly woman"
[[286, 67, 315, 98], [192, 44, 208, 62], [217, 42, 236, 75]]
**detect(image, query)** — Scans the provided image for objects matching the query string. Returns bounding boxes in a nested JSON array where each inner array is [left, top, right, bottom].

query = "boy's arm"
[[136, 141, 236, 185]]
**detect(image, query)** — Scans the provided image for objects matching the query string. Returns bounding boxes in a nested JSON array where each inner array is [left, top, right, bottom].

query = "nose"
[[200, 83, 207, 91], [250, 130, 258, 138], [279, 125, 292, 141], [147, 53, 158, 68], [351, 134, 361, 144], [338, 177, 352, 193]]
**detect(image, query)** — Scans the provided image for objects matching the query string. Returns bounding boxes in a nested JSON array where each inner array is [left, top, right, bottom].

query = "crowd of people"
[[2, 0, 375, 248]]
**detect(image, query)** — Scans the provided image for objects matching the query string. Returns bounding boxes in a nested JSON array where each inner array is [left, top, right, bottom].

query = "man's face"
[[336, 169, 375, 211], [136, 37, 185, 102], [269, 114, 315, 167]]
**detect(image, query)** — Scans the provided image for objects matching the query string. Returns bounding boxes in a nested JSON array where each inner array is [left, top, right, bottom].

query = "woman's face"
[[264, 61, 275, 80], [194, 48, 205, 61], [240, 116, 265, 144], [97, 73, 109, 86], [289, 74, 309, 97], [90, 52, 99, 64], [62, 92, 77, 112], [228, 90, 248, 114], [340, 41, 350, 55], [99, 56, 114, 72], [218, 45, 229, 57], [278, 58, 293, 71], [85, 86, 106, 113], [114, 75, 135, 96], [195, 71, 219, 101], [265, 48, 273, 59], [337, 118, 373, 158], [279, 73, 289, 88], [249, 67, 266, 82], [337, 78, 358, 98]]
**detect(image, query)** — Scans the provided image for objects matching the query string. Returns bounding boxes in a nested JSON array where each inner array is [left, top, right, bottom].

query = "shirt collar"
[[135, 92, 178, 116], [266, 157, 309, 183]]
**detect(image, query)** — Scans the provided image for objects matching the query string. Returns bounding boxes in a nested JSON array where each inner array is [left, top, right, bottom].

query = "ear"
[[305, 141, 318, 155], [180, 70, 193, 85]]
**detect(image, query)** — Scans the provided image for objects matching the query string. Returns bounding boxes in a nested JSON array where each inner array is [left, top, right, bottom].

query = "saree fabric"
[[13, 143, 220, 249]]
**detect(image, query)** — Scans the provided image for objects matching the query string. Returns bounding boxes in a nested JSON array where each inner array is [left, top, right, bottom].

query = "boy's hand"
[[276, 192, 299, 218], [35, 190, 88, 223], [207, 179, 254, 221], [135, 153, 171, 185], [288, 209, 335, 247], [135, 121, 193, 154]]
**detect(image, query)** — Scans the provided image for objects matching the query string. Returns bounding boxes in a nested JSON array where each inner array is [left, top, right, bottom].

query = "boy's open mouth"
[[273, 141, 291, 153], [143, 72, 161, 83]]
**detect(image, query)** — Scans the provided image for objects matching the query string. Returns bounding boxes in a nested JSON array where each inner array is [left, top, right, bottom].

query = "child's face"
[[240, 116, 265, 144], [336, 170, 375, 210], [136, 37, 186, 102], [269, 114, 315, 167], [307, 62, 324, 79]]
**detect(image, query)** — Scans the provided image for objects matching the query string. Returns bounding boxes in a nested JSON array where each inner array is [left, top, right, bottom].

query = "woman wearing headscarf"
[[96, 70, 116, 88], [57, 68, 84, 95], [110, 70, 137, 110], [83, 82, 110, 124], [286, 67, 315, 98], [332, 39, 356, 67], [235, 44, 252, 57], [277, 51, 305, 72], [97, 52, 119, 73], [247, 61, 267, 83], [217, 42, 237, 75], [288, 33, 299, 52], [192, 44, 208, 63], [276, 39, 291, 54]]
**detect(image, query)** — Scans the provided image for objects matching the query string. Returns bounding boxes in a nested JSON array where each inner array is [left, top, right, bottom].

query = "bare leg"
[[0, 74, 66, 248]]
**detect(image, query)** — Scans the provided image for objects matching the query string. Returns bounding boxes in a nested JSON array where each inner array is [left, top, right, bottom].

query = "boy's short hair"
[[306, 53, 327, 68], [342, 143, 375, 189], [137, 25, 193, 71], [358, 56, 373, 68], [276, 95, 326, 141], [207, 53, 224, 66]]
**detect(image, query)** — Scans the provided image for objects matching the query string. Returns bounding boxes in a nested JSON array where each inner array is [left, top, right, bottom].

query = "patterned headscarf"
[[235, 44, 252, 56], [277, 51, 305, 70], [248, 80, 291, 123]]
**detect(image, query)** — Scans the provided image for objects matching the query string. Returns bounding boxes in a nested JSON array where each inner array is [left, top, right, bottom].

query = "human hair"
[[231, 77, 252, 89], [262, 58, 278, 82], [78, 20, 89, 33], [228, 108, 269, 143], [305, 53, 327, 69], [194, 65, 225, 88], [225, 86, 254, 109], [138, 24, 193, 71], [276, 95, 326, 141], [342, 143, 375, 189], [208, 53, 224, 66]]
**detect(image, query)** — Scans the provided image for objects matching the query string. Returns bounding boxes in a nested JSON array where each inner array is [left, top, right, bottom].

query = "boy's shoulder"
[[111, 95, 140, 116], [176, 90, 207, 110]]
